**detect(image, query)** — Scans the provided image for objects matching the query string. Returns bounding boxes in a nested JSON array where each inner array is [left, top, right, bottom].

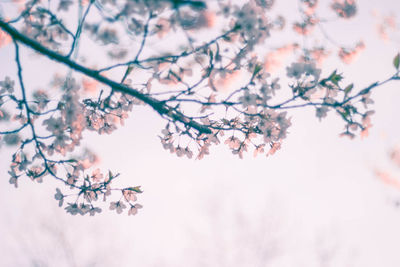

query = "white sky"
[[1, 0, 400, 266]]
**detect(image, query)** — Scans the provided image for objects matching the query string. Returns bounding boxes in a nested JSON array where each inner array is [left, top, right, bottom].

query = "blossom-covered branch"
[[0, 0, 399, 215], [0, 20, 213, 134]]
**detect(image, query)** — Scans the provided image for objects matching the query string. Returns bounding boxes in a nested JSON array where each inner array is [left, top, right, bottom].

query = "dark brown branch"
[[0, 20, 212, 134]]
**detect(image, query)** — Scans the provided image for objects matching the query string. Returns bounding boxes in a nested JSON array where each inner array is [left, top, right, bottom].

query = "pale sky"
[[1, 0, 400, 266]]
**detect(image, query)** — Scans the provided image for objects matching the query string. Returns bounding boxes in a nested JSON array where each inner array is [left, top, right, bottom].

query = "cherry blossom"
[[54, 188, 64, 207], [110, 201, 127, 214], [128, 204, 143, 216]]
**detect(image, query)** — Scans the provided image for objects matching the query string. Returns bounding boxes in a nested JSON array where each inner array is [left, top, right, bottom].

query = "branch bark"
[[0, 20, 212, 134]]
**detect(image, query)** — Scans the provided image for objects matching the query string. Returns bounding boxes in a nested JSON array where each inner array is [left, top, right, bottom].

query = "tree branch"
[[0, 20, 212, 134]]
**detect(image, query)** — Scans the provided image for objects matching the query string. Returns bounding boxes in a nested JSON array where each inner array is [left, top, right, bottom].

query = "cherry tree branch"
[[0, 19, 212, 134], [13, 41, 76, 186]]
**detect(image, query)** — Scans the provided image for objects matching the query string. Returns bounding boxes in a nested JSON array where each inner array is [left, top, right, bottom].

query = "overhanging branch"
[[0, 20, 212, 134]]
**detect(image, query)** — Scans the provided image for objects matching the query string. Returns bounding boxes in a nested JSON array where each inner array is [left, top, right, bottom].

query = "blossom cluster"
[[0, 74, 143, 216]]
